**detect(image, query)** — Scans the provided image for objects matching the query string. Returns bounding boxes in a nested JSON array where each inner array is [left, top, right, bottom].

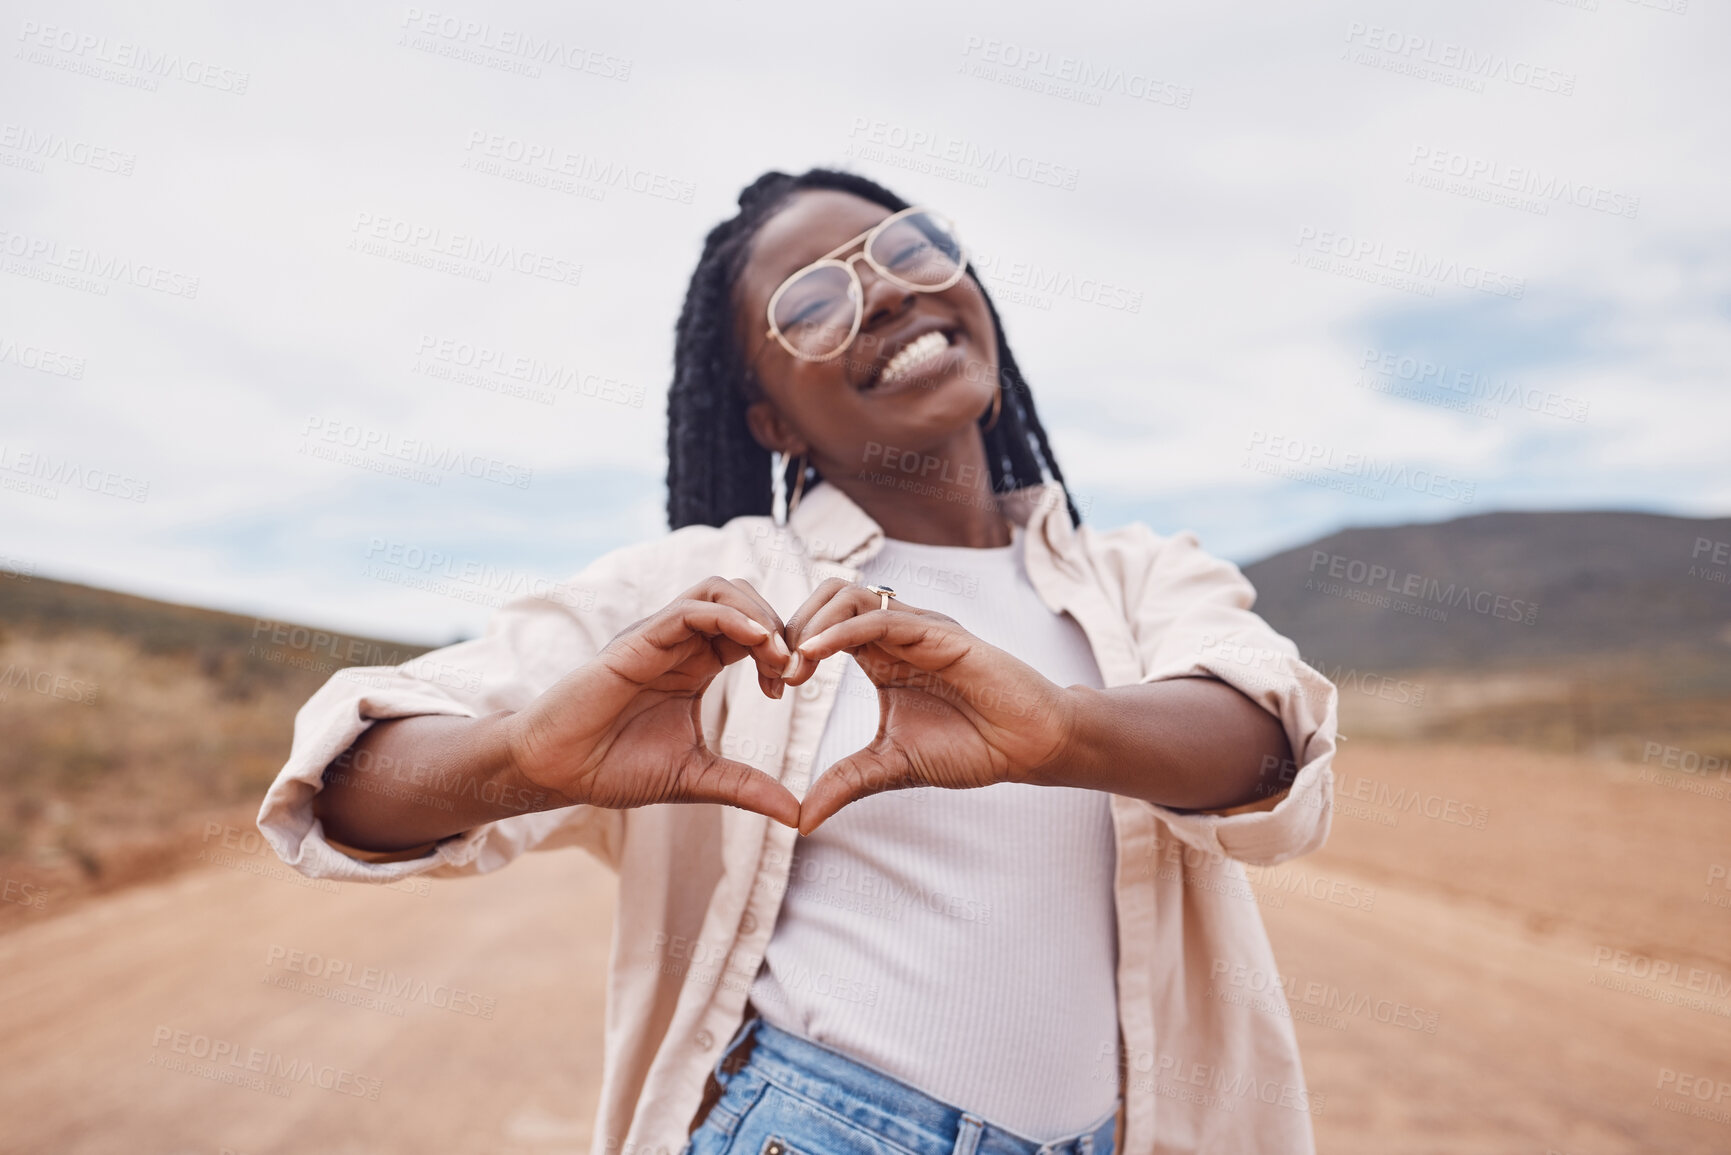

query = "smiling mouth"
[[867, 331, 954, 391]]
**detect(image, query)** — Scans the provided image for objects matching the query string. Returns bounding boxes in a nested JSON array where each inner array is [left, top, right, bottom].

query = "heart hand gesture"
[[779, 578, 1075, 834]]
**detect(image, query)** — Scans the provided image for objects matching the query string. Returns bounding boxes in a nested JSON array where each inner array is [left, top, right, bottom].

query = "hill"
[[1239, 510, 1731, 752], [1241, 509, 1731, 668], [0, 573, 427, 926]]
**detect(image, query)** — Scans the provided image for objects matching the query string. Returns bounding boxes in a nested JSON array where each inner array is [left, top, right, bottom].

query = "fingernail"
[[782, 651, 801, 679], [770, 633, 790, 660]]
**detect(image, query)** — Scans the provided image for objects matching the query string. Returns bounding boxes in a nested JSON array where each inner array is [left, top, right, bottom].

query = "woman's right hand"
[[502, 577, 802, 827]]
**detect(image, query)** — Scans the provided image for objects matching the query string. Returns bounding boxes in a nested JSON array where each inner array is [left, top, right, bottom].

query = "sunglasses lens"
[[869, 210, 964, 287], [771, 264, 858, 359]]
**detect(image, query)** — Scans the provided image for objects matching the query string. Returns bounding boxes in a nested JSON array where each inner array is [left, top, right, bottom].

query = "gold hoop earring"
[[982, 388, 1002, 432], [787, 452, 808, 520]]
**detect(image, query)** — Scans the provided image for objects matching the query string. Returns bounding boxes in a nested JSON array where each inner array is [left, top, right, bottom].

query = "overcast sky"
[[3, 0, 1725, 644]]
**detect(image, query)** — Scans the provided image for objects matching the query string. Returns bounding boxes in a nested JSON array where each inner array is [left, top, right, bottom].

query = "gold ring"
[[864, 584, 897, 612]]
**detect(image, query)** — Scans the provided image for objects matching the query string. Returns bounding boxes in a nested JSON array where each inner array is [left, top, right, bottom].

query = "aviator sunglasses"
[[763, 206, 969, 362]]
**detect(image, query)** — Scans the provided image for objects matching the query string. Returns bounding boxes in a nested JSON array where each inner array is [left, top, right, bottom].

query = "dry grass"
[[0, 579, 426, 931]]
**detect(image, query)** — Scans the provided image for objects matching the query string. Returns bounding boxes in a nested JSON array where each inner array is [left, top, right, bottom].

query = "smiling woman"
[[259, 167, 1340, 1155]]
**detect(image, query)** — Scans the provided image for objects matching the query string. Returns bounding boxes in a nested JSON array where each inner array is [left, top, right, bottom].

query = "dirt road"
[[1, 743, 1727, 1153]]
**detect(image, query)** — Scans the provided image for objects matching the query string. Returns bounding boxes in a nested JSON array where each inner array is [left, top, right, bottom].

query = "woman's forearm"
[[1036, 677, 1294, 811], [312, 712, 573, 853]]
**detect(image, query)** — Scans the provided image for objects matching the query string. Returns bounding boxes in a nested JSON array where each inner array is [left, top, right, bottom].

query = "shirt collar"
[[785, 476, 1078, 569]]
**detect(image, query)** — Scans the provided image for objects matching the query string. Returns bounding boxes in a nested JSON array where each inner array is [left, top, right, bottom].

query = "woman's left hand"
[[779, 577, 1077, 834]]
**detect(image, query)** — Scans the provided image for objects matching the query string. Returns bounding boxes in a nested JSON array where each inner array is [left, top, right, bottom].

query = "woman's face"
[[734, 190, 1000, 476]]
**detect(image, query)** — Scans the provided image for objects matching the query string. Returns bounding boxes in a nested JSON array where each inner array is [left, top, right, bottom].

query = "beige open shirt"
[[259, 478, 1338, 1155]]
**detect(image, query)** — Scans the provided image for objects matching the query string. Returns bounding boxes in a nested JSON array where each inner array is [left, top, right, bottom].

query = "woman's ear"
[[744, 399, 806, 458]]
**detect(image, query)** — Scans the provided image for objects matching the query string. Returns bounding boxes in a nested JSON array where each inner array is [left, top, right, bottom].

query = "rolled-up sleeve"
[[1115, 524, 1339, 866], [256, 546, 649, 884]]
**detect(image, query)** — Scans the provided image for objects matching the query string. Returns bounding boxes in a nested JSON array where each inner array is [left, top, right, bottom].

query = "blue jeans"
[[682, 1015, 1120, 1155]]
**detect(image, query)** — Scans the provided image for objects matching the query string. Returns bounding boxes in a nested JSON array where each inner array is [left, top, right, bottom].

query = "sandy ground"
[[1, 742, 1728, 1154]]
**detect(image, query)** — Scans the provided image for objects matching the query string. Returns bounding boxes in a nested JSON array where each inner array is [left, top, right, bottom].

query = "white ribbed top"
[[749, 522, 1121, 1140]]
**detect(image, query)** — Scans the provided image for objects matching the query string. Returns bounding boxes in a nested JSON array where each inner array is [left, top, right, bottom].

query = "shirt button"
[[740, 912, 757, 934], [694, 1029, 715, 1051]]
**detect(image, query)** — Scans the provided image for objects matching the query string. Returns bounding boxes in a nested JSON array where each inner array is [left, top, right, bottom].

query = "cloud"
[[3, 0, 1726, 641]]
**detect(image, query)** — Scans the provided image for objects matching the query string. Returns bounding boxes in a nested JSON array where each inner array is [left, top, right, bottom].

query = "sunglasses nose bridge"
[[844, 249, 908, 314]]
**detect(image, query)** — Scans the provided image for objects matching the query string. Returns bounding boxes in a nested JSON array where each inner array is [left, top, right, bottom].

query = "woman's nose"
[[848, 253, 914, 329]]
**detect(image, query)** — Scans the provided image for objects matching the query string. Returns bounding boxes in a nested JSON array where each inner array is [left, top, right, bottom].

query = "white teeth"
[[877, 331, 950, 387]]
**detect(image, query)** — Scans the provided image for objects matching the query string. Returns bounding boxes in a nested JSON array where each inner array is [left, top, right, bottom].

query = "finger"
[[676, 750, 802, 828], [664, 578, 792, 685], [779, 577, 855, 683], [723, 578, 796, 694], [784, 581, 893, 686], [608, 601, 774, 686], [696, 577, 794, 686], [796, 610, 969, 671], [797, 747, 915, 836]]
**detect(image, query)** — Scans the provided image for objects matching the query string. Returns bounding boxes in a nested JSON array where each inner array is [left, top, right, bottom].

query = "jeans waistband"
[[722, 1015, 1119, 1155]]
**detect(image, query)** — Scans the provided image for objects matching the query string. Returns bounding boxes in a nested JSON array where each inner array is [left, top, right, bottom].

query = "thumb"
[[798, 748, 912, 837], [673, 749, 802, 829]]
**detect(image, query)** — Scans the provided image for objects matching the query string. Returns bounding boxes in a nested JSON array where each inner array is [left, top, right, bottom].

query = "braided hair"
[[665, 167, 1082, 531]]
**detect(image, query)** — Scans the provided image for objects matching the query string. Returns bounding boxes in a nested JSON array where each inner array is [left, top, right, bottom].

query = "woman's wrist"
[[487, 710, 585, 813], [1025, 684, 1107, 791]]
